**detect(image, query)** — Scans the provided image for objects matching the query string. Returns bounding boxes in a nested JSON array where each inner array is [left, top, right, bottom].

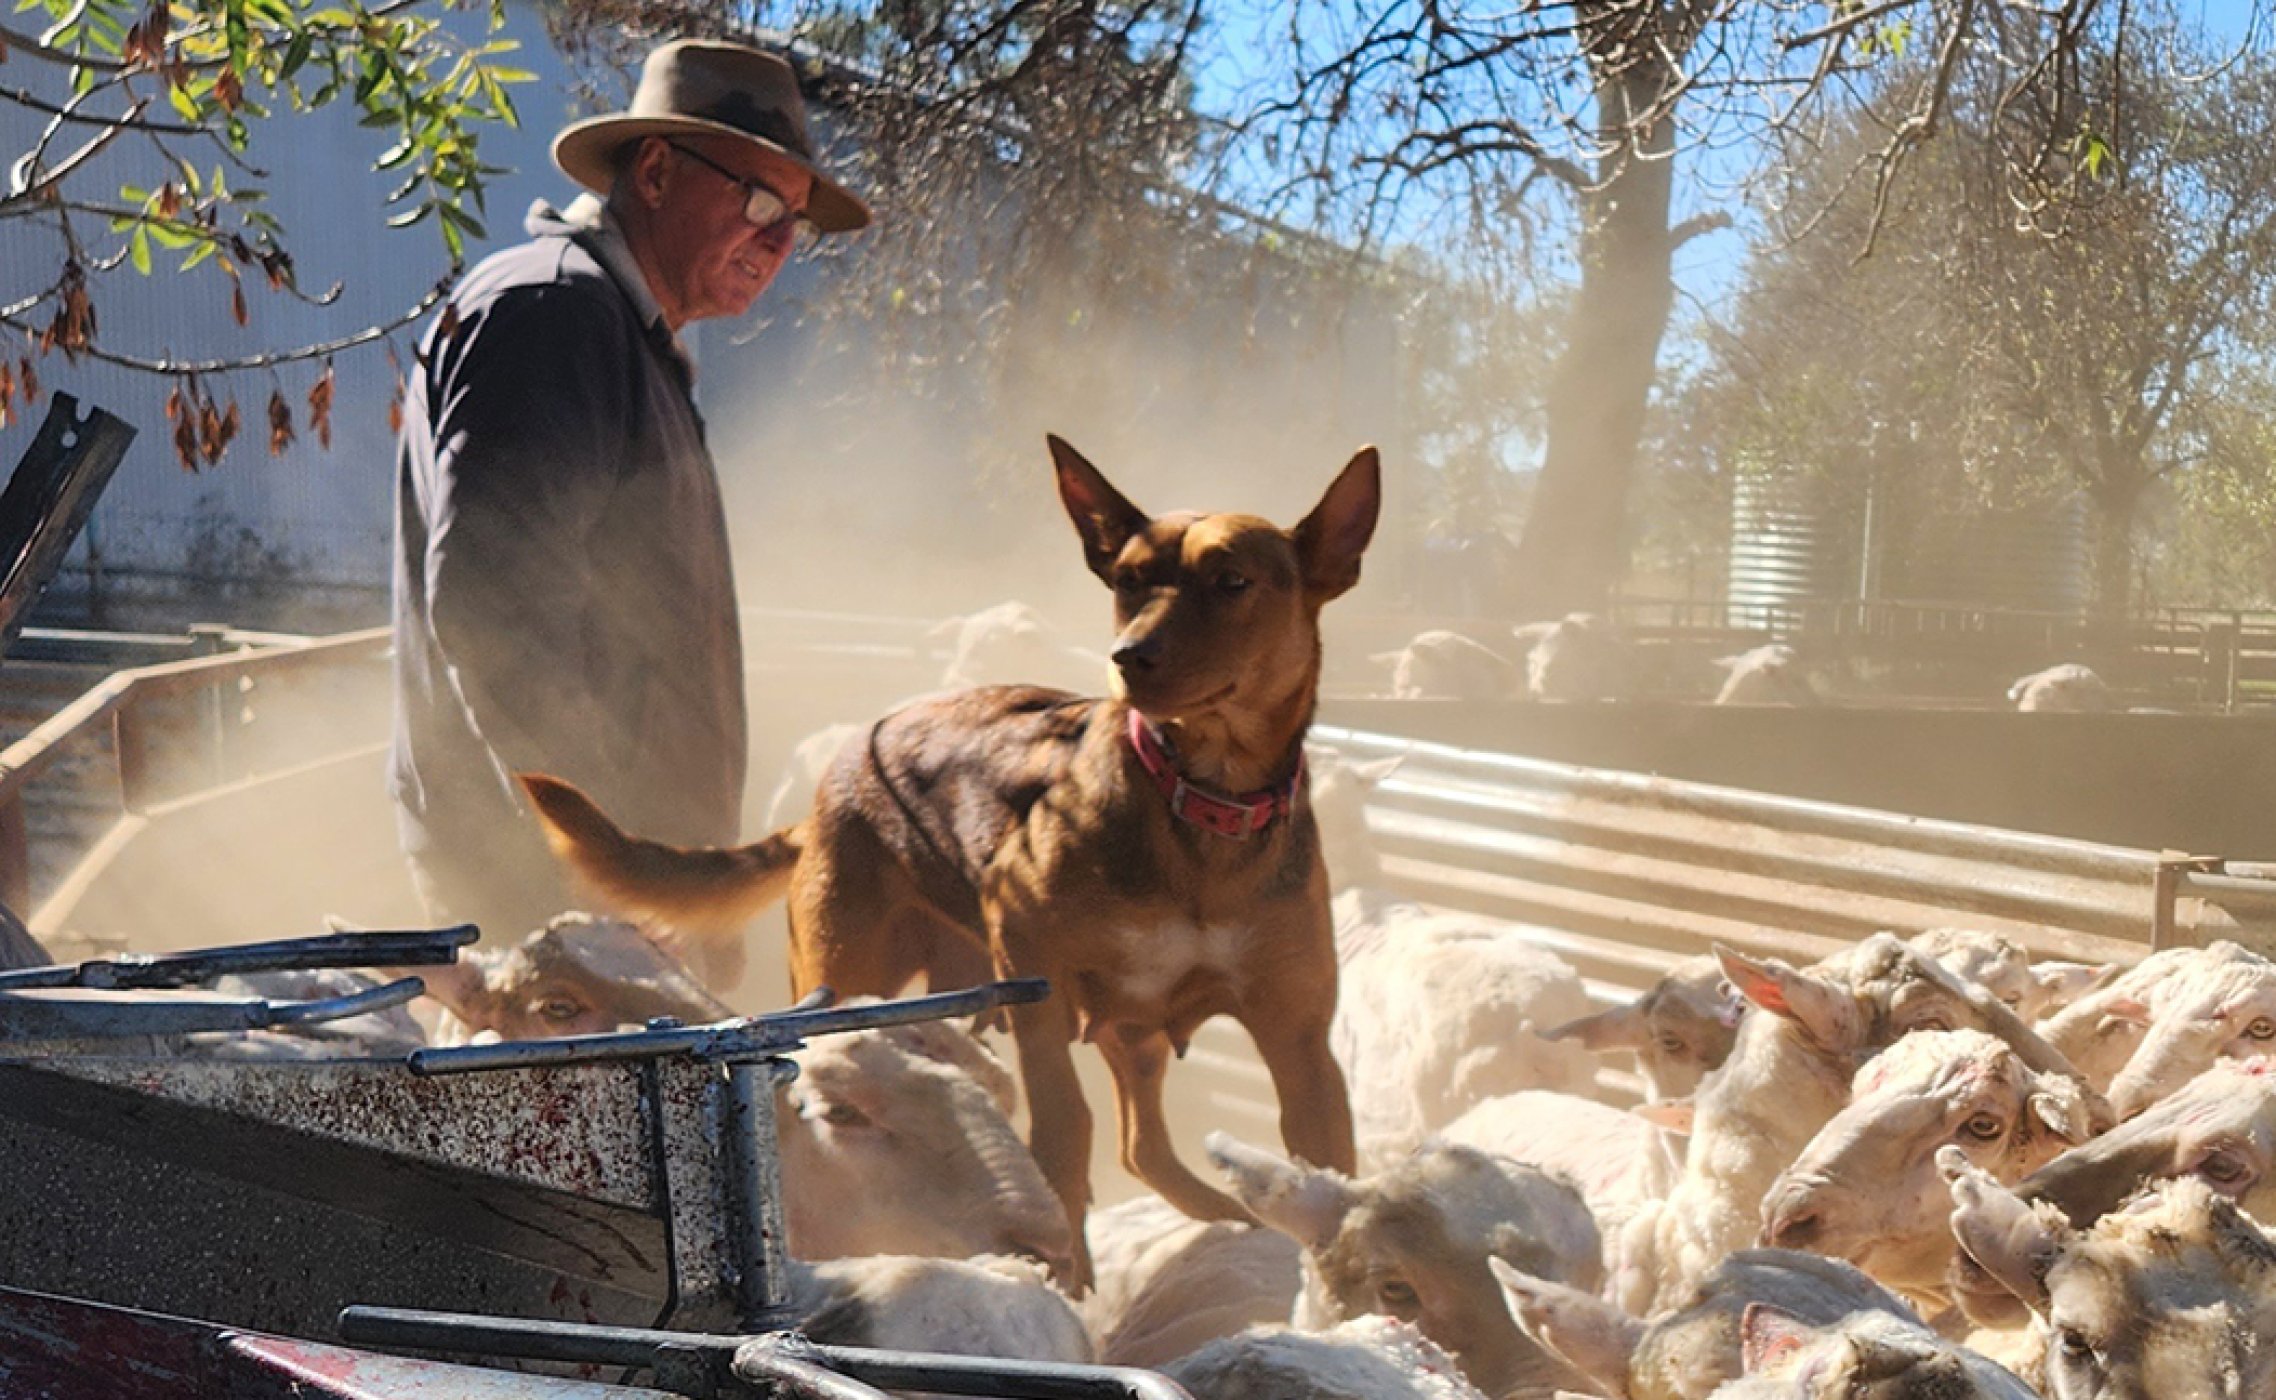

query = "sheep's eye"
[[1912, 1013, 1955, 1032], [2000, 993, 2025, 1007], [1113, 573, 1144, 595], [2054, 1327, 2096, 1367], [2246, 1018, 2276, 1041], [1960, 1113, 2005, 1142], [2198, 1151, 2253, 1186], [820, 1101, 871, 1128], [1374, 1278, 1418, 1311], [1217, 571, 1251, 595], [537, 997, 585, 1024], [1655, 1033, 1689, 1057]]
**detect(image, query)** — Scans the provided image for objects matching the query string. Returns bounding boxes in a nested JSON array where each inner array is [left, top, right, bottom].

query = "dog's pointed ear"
[[1295, 446, 1381, 600], [1050, 435, 1150, 582]]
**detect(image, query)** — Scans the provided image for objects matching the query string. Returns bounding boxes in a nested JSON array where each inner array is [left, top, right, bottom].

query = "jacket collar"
[[543, 195, 696, 382]]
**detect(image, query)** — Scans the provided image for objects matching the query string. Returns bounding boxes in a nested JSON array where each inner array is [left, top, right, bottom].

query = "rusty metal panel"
[[0, 1055, 673, 1343]]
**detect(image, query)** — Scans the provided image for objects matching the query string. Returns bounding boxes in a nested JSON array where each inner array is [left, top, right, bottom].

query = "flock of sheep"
[[354, 775, 2276, 1400], [202, 602, 2237, 1398], [1374, 614, 2116, 712]]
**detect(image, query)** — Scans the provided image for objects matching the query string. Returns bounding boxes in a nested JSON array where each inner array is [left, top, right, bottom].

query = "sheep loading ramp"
[[11, 625, 2276, 1195]]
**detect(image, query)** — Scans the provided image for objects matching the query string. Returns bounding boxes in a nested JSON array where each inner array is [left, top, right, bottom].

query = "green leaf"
[[129, 224, 151, 275], [377, 137, 416, 169], [280, 32, 312, 80], [182, 239, 217, 271], [387, 202, 433, 229]]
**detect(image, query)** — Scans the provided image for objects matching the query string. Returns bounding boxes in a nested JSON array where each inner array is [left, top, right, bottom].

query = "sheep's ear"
[[1543, 1001, 1648, 1053], [1351, 756, 1404, 787], [2099, 995, 2153, 1027], [1634, 1098, 1695, 1135], [1716, 944, 1858, 1048], [2027, 1072, 2103, 1146], [1942, 1146, 2062, 1313], [1739, 1303, 1818, 1375], [1205, 1131, 1353, 1249], [1492, 1259, 1643, 1398], [403, 951, 490, 1023], [2033, 961, 2116, 1008]]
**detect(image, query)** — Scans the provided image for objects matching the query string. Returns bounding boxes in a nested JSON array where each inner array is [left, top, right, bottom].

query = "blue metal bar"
[[406, 978, 1051, 1076], [0, 926, 477, 991], [0, 975, 424, 1041]]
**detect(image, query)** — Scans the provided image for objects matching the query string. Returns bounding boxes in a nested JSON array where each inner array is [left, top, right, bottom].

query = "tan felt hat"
[[552, 39, 870, 233]]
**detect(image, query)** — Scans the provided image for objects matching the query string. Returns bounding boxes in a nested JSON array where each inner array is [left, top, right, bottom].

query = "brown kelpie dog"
[[520, 436, 1374, 1289]]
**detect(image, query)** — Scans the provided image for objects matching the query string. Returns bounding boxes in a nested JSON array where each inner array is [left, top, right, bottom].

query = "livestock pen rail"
[[1310, 724, 2276, 1008], [7, 621, 2274, 1128]]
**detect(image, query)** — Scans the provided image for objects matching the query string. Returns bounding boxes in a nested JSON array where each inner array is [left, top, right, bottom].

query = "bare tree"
[[1223, 0, 2251, 616], [2, 0, 531, 467], [1696, 38, 2276, 618], [547, 0, 1236, 476]]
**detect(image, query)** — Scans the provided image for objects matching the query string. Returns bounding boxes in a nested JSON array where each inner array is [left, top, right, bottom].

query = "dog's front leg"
[[996, 934, 1096, 1294], [1239, 935, 1357, 1176], [1098, 1024, 1253, 1224]]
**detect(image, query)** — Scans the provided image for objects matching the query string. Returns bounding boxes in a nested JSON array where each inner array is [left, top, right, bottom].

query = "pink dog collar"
[[1126, 708, 1303, 840]]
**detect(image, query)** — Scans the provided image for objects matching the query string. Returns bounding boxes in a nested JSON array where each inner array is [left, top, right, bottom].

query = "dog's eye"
[[1217, 571, 1251, 595], [1113, 573, 1144, 595]]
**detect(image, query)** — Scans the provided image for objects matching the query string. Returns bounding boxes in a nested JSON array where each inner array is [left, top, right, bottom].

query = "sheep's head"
[[1946, 1148, 2276, 1400], [1546, 955, 1744, 1100], [778, 1012, 1073, 1285], [1207, 1133, 1599, 1399], [414, 913, 726, 1044], [1760, 1029, 2098, 1298]]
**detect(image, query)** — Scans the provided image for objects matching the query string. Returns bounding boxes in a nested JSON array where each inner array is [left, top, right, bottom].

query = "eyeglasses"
[[666, 141, 815, 246]]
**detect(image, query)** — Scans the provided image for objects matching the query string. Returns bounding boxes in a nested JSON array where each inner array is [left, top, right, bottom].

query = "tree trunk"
[[2088, 482, 2141, 624], [1508, 75, 1680, 621]]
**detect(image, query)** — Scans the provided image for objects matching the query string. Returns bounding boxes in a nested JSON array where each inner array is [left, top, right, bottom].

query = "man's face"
[[642, 134, 814, 324]]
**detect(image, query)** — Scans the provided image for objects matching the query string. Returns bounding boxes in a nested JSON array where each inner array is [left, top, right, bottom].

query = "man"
[[390, 39, 869, 957]]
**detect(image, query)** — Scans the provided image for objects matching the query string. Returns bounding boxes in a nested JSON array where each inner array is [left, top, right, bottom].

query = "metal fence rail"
[[1313, 723, 2276, 997], [0, 625, 389, 913]]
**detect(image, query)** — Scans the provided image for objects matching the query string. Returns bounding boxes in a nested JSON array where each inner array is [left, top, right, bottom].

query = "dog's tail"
[[518, 773, 801, 934]]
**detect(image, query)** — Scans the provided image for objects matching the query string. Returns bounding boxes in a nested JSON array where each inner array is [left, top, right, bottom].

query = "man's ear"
[[623, 135, 675, 210], [1050, 435, 1150, 583]]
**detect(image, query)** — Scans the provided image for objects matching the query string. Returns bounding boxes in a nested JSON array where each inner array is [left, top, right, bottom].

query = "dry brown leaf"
[[266, 389, 293, 456], [306, 360, 335, 449]]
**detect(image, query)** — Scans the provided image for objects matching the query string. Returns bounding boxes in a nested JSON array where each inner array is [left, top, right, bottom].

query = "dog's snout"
[[1113, 634, 1162, 673]]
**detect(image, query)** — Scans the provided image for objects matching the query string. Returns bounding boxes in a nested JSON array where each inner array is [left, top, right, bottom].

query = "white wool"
[[1332, 905, 1598, 1169], [789, 1254, 1092, 1364], [1081, 1194, 1301, 1369], [1442, 1091, 1679, 1243], [1165, 1316, 1492, 1400]]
